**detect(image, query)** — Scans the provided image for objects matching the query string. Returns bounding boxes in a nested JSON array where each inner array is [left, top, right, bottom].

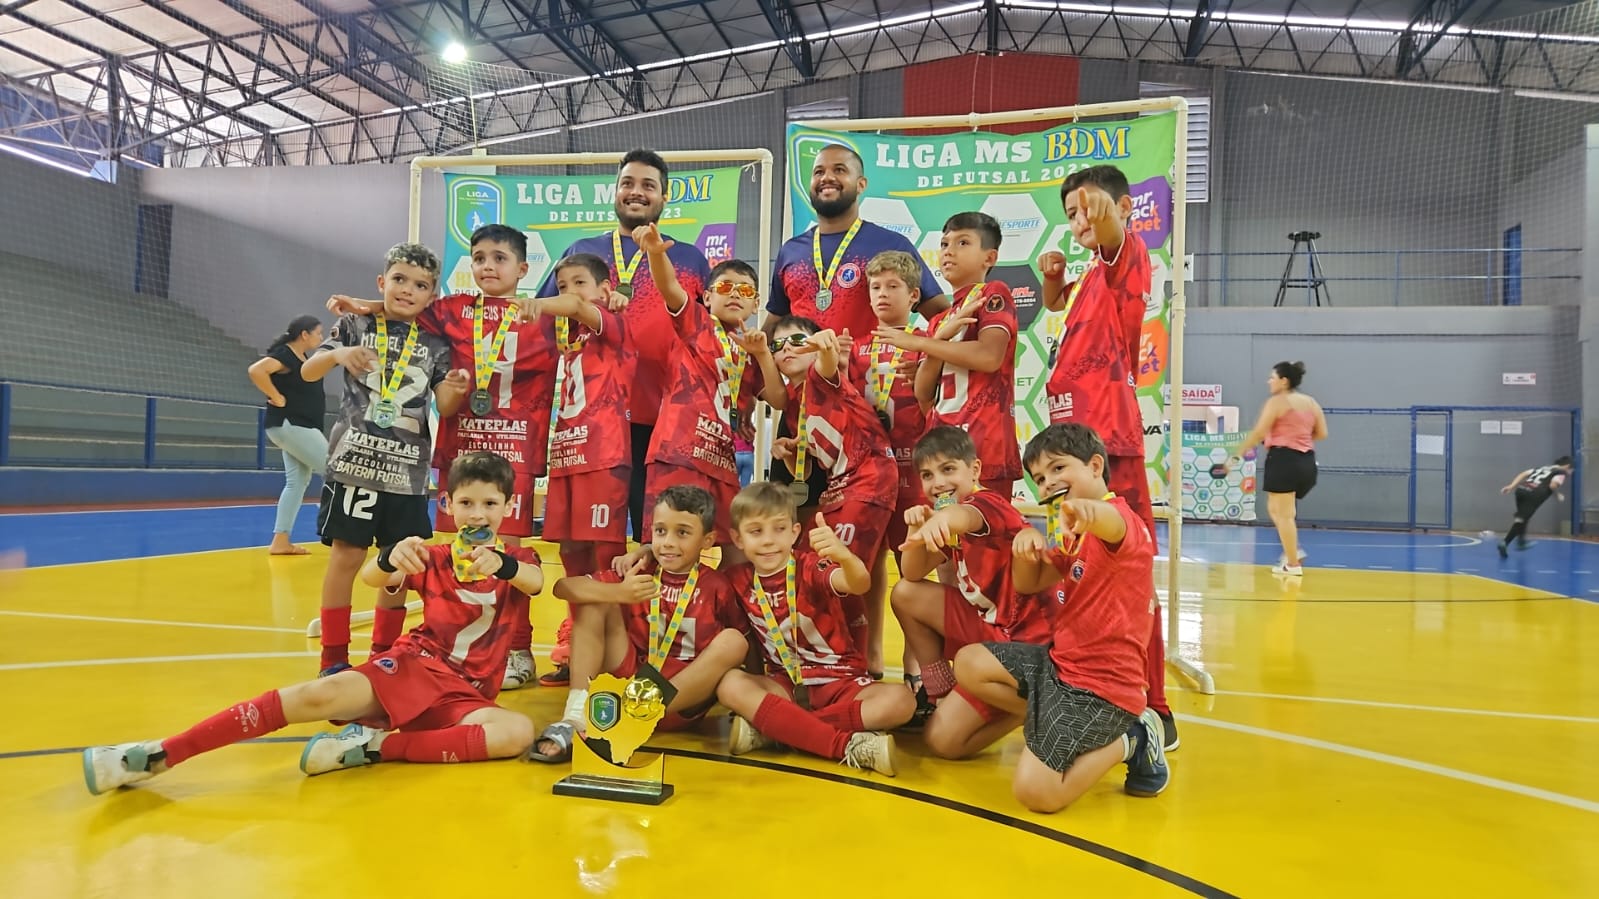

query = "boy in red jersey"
[[768, 315, 900, 663], [717, 483, 914, 775], [528, 485, 751, 762], [635, 223, 786, 566], [329, 224, 559, 690], [952, 424, 1169, 813], [890, 426, 1055, 754], [306, 243, 468, 679], [539, 253, 635, 580], [884, 211, 1020, 496], [1037, 165, 1175, 748], [82, 452, 543, 794], [848, 250, 929, 677]]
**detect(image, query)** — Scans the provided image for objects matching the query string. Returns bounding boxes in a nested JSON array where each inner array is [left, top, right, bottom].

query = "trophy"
[[552, 666, 679, 805]]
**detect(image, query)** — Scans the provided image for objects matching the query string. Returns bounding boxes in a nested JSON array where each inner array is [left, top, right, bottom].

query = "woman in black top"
[[247, 315, 327, 555]]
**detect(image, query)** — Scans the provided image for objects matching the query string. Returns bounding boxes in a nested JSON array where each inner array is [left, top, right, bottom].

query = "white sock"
[[1122, 732, 1135, 762], [563, 689, 588, 726]]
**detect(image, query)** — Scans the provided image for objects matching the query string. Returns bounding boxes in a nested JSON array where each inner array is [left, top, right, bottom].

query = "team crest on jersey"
[[1070, 560, 1086, 581], [986, 293, 1006, 312], [375, 657, 398, 674], [838, 262, 862, 289], [588, 691, 621, 732]]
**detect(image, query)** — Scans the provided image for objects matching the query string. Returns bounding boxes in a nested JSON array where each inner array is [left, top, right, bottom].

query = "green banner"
[[441, 167, 745, 296], [1181, 434, 1257, 522], [786, 116, 1178, 505]]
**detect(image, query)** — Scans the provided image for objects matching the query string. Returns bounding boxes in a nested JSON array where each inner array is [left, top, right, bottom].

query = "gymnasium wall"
[[0, 149, 140, 288], [1185, 305, 1583, 532]]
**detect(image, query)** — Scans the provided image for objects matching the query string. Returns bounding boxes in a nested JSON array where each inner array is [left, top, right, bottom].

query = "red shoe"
[[549, 616, 573, 666]]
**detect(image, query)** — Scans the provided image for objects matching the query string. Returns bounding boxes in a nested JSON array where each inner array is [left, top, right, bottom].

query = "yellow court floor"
[[1, 542, 1596, 898]]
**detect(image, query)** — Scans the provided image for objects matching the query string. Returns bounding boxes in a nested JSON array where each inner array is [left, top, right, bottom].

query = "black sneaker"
[[1158, 711, 1179, 751], [900, 685, 936, 731], [1497, 540, 1509, 559]]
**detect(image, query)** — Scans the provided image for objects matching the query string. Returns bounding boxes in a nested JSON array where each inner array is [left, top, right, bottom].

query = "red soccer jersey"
[[924, 282, 1021, 483], [647, 298, 765, 484], [1044, 497, 1155, 716], [396, 544, 542, 699], [946, 488, 1052, 637], [549, 305, 635, 475], [727, 551, 867, 684], [1046, 232, 1150, 457], [421, 294, 558, 475], [593, 562, 746, 664], [782, 365, 900, 512], [848, 330, 927, 507]]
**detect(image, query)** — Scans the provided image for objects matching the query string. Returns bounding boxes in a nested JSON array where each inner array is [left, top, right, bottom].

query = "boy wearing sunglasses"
[[635, 224, 787, 567]]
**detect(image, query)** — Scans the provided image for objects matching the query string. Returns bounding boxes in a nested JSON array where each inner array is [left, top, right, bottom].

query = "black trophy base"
[[552, 773, 675, 806]]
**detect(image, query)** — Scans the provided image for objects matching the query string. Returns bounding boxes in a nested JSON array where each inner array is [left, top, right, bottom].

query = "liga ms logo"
[[449, 177, 503, 247]]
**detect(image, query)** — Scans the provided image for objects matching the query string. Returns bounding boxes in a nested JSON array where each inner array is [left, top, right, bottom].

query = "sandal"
[[526, 720, 577, 763]]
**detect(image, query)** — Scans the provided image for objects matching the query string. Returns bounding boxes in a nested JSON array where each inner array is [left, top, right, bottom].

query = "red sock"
[[752, 694, 850, 760], [161, 690, 287, 766], [370, 606, 407, 655], [378, 725, 489, 764], [1145, 607, 1170, 715], [813, 699, 865, 732], [952, 684, 1000, 723], [319, 607, 351, 669], [594, 541, 626, 572], [510, 614, 533, 653], [558, 545, 596, 577], [840, 593, 869, 659], [922, 659, 956, 700]]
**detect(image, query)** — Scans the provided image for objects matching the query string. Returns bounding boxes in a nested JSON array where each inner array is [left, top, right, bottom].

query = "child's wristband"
[[492, 550, 520, 581]]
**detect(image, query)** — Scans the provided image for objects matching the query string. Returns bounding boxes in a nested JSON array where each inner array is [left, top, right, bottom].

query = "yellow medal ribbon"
[[791, 383, 811, 481], [472, 296, 518, 391], [612, 230, 644, 289], [868, 323, 914, 413], [753, 558, 804, 688], [811, 218, 863, 292], [648, 564, 702, 669], [1047, 490, 1116, 555], [714, 321, 747, 428], [554, 316, 581, 354], [451, 529, 506, 582], [373, 312, 419, 402]]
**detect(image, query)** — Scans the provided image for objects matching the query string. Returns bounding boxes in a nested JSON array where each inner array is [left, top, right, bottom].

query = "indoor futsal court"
[[1, 509, 1595, 897], [2, 0, 1598, 897]]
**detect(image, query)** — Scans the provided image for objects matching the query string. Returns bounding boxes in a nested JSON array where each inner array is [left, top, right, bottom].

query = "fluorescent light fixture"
[[0, 140, 91, 177]]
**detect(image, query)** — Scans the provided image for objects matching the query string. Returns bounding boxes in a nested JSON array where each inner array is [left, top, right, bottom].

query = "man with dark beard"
[[539, 148, 712, 685], [769, 144, 947, 339]]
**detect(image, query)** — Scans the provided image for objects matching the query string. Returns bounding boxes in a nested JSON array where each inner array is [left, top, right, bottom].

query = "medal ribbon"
[[1047, 490, 1116, 555], [555, 316, 581, 354], [472, 296, 519, 391], [791, 383, 811, 481], [451, 531, 507, 582], [753, 558, 804, 688], [1060, 255, 1100, 325], [648, 564, 702, 668], [869, 323, 914, 413], [612, 230, 644, 288], [811, 218, 863, 293], [373, 313, 419, 403], [715, 321, 747, 428]]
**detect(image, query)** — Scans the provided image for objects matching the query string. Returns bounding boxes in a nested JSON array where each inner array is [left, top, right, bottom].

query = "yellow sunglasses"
[[710, 280, 759, 299]]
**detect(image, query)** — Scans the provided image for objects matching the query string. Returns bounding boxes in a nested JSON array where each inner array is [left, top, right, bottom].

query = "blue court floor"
[[1, 503, 1593, 599]]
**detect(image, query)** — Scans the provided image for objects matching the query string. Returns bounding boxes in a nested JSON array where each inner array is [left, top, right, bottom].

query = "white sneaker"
[[500, 649, 535, 691], [842, 732, 897, 776], [82, 740, 167, 795], [1278, 548, 1308, 566], [299, 724, 385, 775], [728, 716, 773, 755], [1271, 562, 1303, 576]]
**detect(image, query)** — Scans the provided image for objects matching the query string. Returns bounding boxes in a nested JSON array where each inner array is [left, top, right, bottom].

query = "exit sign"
[[1502, 373, 1536, 386]]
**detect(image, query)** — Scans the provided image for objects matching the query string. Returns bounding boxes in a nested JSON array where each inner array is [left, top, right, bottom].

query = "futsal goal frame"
[[797, 98, 1212, 694]]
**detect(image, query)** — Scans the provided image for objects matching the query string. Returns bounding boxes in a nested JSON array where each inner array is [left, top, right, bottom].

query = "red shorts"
[[608, 651, 713, 732], [1106, 454, 1159, 551], [544, 467, 631, 543], [940, 585, 1052, 656], [779, 674, 876, 710], [796, 499, 891, 561], [645, 463, 736, 545], [350, 650, 499, 732], [437, 467, 538, 538], [884, 483, 925, 558]]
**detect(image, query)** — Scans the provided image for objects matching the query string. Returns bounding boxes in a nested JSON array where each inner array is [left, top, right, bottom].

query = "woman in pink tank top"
[[1228, 361, 1327, 576]]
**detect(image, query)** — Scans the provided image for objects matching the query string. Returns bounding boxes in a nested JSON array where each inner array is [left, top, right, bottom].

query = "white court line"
[[0, 609, 305, 633], [1184, 687, 1599, 724], [1537, 570, 1558, 574], [1183, 714, 1599, 815], [17, 545, 273, 570], [0, 503, 279, 518], [1370, 565, 1393, 570], [1179, 536, 1483, 550], [0, 644, 562, 673]]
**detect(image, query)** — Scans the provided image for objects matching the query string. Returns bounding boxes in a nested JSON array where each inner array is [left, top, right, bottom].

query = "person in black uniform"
[[1496, 455, 1574, 557]]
